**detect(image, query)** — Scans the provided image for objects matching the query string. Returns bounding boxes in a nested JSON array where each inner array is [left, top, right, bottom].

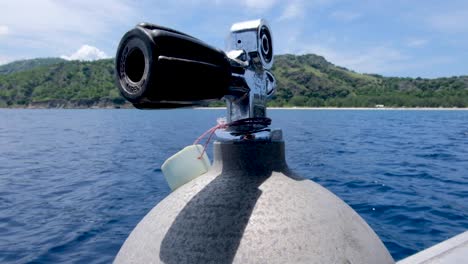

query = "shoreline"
[[1, 106, 468, 110], [197, 107, 468, 110]]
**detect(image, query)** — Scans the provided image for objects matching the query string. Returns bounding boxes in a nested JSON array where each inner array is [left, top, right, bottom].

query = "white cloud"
[[278, 0, 336, 21], [428, 10, 468, 33], [292, 42, 409, 74], [279, 1, 304, 21], [241, 0, 277, 10], [2, 1, 135, 34], [334, 47, 407, 73], [274, 19, 416, 75], [61, 45, 109, 61], [0, 0, 136, 54], [407, 38, 428, 47], [0, 25, 9, 36], [0, 56, 11, 65], [330, 11, 361, 22]]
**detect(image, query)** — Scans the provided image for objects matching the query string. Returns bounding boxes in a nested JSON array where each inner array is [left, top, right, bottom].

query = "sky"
[[0, 0, 467, 78]]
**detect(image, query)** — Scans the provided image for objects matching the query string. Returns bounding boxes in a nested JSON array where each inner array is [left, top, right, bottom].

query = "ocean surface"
[[0, 109, 467, 263]]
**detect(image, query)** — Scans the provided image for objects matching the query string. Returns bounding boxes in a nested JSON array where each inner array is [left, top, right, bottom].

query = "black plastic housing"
[[115, 23, 231, 108]]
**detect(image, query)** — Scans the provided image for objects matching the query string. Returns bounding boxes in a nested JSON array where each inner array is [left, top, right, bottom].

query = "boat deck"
[[397, 230, 468, 264]]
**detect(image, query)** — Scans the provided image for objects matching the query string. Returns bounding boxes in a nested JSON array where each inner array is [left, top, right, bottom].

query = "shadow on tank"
[[159, 144, 301, 263], [114, 141, 394, 264]]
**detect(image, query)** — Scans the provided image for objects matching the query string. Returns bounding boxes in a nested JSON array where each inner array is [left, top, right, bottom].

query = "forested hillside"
[[0, 59, 123, 108], [0, 58, 65, 75], [271, 54, 468, 107], [0, 55, 467, 108]]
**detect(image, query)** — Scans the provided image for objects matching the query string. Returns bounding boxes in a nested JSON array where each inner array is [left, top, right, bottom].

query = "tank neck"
[[212, 140, 287, 173]]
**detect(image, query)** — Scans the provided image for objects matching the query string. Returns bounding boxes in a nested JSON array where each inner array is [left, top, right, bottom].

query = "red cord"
[[193, 123, 228, 159], [192, 117, 271, 159]]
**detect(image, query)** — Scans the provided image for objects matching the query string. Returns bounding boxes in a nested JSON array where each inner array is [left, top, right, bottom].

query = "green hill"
[[0, 59, 123, 108], [0, 58, 65, 75], [271, 54, 468, 107], [0, 55, 467, 108]]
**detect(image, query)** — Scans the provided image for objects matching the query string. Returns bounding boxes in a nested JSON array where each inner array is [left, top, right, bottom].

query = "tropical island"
[[0, 54, 467, 108]]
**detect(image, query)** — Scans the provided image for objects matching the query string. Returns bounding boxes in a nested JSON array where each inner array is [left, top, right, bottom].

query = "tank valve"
[[115, 19, 276, 136]]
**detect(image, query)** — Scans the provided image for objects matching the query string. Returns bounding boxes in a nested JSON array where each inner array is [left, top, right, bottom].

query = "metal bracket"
[[222, 19, 276, 136]]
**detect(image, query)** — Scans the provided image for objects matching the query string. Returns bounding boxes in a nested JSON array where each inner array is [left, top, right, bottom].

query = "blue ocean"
[[0, 109, 467, 263]]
